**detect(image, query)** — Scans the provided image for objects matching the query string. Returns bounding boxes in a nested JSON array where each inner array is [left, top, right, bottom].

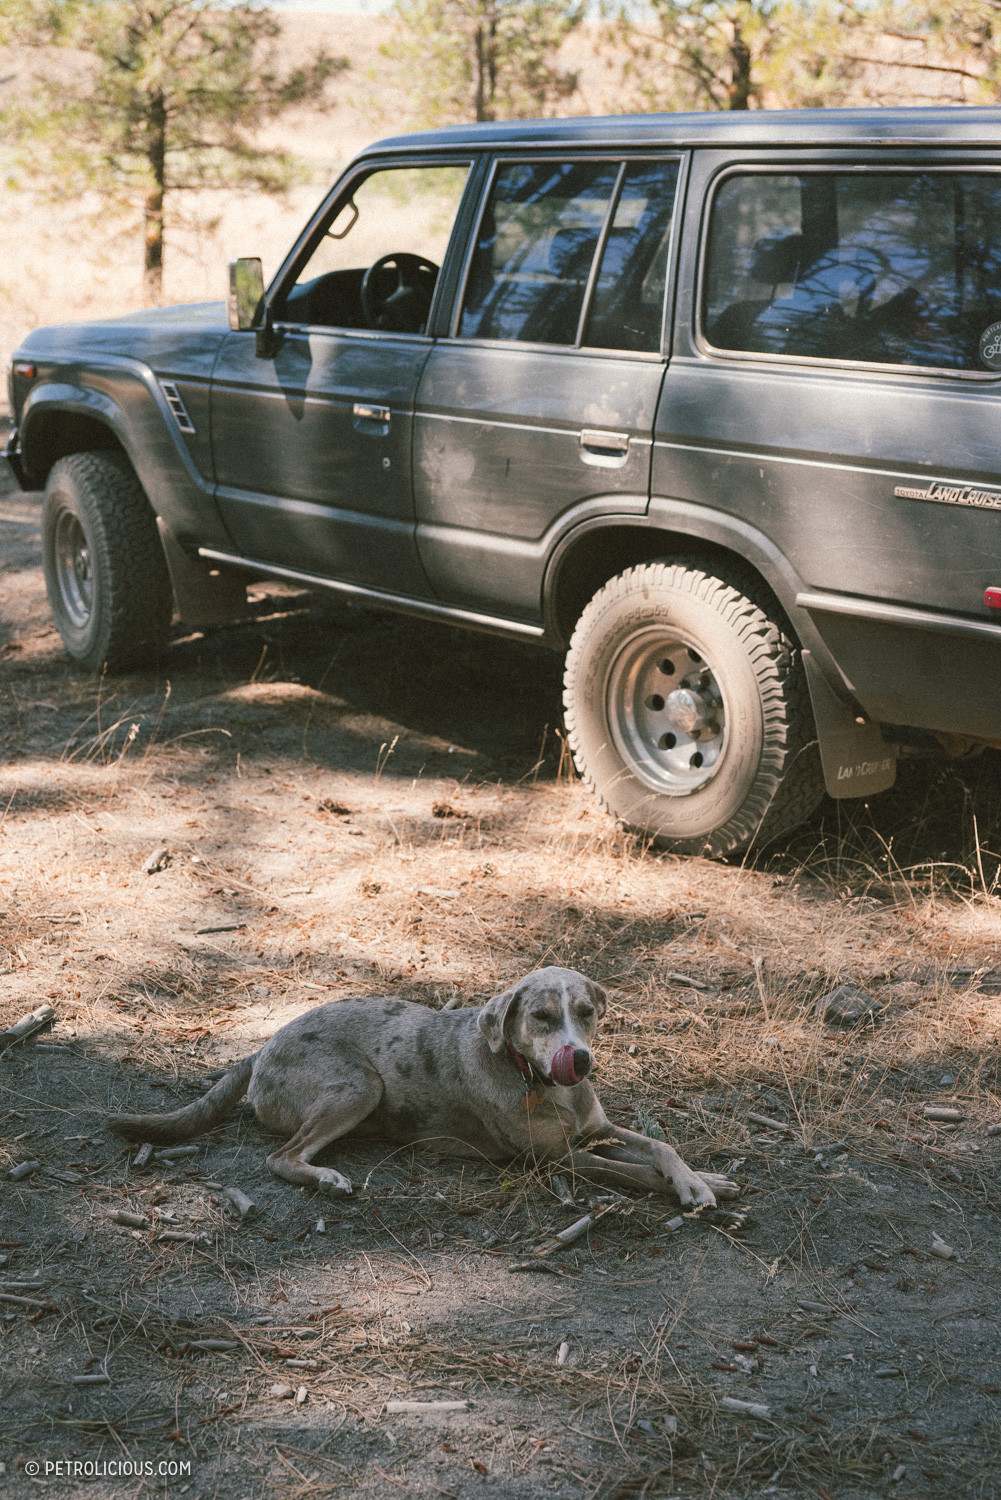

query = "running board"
[[196, 548, 546, 643]]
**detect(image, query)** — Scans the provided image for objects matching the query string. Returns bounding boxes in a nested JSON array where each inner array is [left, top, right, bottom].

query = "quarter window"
[[584, 159, 680, 352], [459, 158, 679, 351], [703, 171, 1001, 372]]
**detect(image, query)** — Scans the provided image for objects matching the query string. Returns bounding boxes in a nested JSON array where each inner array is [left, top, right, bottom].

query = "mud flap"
[[157, 518, 247, 628], [802, 649, 898, 799]]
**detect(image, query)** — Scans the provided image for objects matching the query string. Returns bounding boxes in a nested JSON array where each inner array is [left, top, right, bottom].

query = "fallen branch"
[[0, 1005, 56, 1057], [223, 1187, 257, 1222], [385, 1399, 468, 1414]]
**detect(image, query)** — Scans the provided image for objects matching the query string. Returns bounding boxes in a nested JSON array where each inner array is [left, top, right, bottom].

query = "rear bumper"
[[2, 427, 28, 490]]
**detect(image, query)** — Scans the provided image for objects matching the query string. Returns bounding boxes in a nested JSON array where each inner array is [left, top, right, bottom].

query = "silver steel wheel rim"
[[54, 508, 94, 629], [606, 627, 728, 797]]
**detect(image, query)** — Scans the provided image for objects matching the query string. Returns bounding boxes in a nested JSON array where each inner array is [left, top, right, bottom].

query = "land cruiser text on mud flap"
[[7, 107, 1001, 857]]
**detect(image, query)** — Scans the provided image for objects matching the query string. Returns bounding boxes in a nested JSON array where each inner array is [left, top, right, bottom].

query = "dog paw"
[[315, 1168, 352, 1196], [671, 1169, 717, 1209], [695, 1171, 740, 1200]]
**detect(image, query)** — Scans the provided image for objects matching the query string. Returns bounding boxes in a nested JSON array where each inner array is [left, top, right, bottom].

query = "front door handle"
[[353, 402, 391, 429], [580, 428, 629, 467]]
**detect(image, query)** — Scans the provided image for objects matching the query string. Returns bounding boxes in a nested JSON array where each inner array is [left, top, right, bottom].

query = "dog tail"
[[107, 1055, 257, 1145]]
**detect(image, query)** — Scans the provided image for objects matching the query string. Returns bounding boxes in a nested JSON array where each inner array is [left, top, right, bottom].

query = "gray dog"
[[109, 966, 736, 1207]]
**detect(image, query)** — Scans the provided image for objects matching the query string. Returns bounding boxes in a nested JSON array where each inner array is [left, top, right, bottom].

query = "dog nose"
[[572, 1048, 592, 1078]]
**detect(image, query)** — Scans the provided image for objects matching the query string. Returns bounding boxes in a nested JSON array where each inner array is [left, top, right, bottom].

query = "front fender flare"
[[19, 363, 231, 549]]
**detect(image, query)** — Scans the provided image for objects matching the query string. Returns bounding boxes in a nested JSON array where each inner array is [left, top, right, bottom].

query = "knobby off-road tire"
[[42, 451, 173, 673], [563, 561, 825, 857]]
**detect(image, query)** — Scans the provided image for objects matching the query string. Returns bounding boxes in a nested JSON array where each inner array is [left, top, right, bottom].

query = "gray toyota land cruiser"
[[7, 106, 1001, 856]]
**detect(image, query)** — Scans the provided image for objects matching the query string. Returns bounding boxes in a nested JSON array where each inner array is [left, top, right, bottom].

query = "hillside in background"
[[0, 8, 975, 382], [0, 12, 630, 378]]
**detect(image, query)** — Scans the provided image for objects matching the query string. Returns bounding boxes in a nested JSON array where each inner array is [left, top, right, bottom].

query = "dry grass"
[[3, 464, 1001, 1492]]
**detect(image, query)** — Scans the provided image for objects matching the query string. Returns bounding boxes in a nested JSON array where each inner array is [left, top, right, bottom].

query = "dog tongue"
[[550, 1044, 579, 1087]]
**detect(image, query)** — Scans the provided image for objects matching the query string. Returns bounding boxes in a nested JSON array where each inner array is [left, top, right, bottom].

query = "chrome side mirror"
[[227, 257, 265, 332]]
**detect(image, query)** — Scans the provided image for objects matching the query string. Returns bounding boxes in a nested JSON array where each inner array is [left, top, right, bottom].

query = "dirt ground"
[[2, 459, 1001, 1500]]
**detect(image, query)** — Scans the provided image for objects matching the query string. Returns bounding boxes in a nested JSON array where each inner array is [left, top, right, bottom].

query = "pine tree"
[[387, 0, 584, 125], [603, 0, 865, 112], [12, 0, 347, 301]]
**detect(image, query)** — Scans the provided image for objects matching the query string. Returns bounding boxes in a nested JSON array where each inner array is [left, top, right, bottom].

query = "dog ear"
[[586, 978, 607, 1019], [477, 982, 524, 1053]]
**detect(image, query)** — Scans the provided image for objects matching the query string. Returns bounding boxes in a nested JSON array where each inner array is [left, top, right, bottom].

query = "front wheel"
[[42, 451, 173, 673], [563, 561, 824, 857]]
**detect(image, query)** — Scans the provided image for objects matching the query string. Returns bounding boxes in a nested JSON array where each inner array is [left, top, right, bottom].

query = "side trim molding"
[[796, 589, 1001, 643], [196, 548, 547, 642]]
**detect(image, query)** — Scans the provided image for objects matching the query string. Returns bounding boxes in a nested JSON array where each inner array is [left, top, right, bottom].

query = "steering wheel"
[[360, 252, 439, 333]]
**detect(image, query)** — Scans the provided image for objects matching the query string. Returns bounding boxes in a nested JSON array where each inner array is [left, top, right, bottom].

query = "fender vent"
[[159, 380, 196, 435]]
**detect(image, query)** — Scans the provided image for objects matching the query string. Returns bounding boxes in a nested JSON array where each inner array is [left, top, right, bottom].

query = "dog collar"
[[506, 1043, 554, 1089], [507, 1043, 533, 1081]]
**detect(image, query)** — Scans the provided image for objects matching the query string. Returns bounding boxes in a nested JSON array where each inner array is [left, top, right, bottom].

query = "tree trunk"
[[474, 22, 487, 120], [726, 23, 753, 109], [473, 0, 499, 121], [143, 89, 167, 303]]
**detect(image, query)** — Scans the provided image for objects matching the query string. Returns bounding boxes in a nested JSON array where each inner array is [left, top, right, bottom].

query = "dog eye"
[[576, 1003, 594, 1018], [530, 1008, 553, 1024]]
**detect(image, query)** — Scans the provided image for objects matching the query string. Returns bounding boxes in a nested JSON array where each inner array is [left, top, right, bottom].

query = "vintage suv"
[[7, 106, 1001, 856]]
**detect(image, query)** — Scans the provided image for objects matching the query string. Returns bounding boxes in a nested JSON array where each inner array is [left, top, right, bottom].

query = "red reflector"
[[986, 587, 1001, 609], [12, 362, 35, 379]]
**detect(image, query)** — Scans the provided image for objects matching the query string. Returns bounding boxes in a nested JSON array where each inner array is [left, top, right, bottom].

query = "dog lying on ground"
[[108, 966, 737, 1207]]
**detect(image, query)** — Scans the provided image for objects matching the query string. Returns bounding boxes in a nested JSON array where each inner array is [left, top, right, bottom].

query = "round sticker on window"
[[980, 322, 1001, 370]]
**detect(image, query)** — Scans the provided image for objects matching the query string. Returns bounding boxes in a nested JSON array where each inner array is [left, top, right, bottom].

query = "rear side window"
[[703, 171, 1001, 372], [460, 161, 620, 345], [459, 158, 679, 351]]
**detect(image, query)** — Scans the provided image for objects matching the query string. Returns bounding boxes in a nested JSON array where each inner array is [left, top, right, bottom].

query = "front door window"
[[277, 164, 470, 334]]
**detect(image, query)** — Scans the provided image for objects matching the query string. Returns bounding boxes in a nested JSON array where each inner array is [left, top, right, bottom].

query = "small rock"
[[295, 1385, 308, 1406], [142, 847, 170, 875], [270, 1383, 295, 1399], [891, 1465, 906, 1483], [815, 984, 881, 1027], [939, 1074, 954, 1086]]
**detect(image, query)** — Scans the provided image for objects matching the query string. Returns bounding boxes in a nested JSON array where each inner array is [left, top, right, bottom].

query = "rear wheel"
[[42, 451, 173, 672], [563, 561, 824, 857]]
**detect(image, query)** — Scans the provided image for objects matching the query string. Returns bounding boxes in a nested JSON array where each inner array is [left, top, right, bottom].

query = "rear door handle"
[[353, 402, 391, 431], [580, 428, 629, 466]]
